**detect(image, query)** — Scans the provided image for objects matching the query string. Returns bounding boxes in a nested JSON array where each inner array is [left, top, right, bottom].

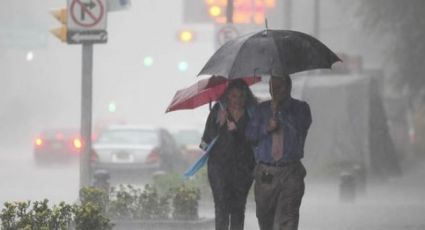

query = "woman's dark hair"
[[220, 79, 257, 106]]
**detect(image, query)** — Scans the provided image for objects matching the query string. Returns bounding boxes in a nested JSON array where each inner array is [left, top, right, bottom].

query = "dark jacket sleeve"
[[301, 101, 312, 133], [200, 103, 221, 150]]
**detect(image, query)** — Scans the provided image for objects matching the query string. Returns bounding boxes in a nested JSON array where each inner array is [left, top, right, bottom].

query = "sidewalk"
[[200, 166, 425, 230]]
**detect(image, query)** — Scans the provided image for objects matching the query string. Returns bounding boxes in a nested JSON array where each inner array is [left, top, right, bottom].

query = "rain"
[[1, 0, 424, 229]]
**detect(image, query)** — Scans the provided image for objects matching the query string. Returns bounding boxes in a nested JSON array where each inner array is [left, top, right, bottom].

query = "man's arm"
[[301, 101, 312, 133], [245, 104, 269, 143]]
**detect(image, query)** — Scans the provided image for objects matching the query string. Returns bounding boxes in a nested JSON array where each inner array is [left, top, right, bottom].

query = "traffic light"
[[178, 61, 189, 72], [208, 0, 277, 24], [108, 101, 117, 113], [26, 51, 34, 62], [73, 138, 83, 149], [143, 56, 154, 67], [178, 29, 195, 43], [50, 8, 68, 42], [208, 5, 222, 17]]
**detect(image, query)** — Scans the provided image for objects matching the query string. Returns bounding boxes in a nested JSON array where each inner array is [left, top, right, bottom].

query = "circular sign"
[[217, 24, 239, 46], [70, 0, 105, 28]]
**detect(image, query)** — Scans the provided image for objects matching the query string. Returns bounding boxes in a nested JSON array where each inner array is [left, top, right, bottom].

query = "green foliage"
[[0, 193, 111, 230], [79, 186, 109, 212], [1, 181, 203, 228], [152, 168, 211, 201], [75, 187, 113, 229], [73, 202, 113, 230], [0, 200, 73, 230], [0, 202, 17, 229], [108, 184, 172, 220], [138, 184, 161, 219], [108, 184, 142, 220], [15, 201, 32, 229], [171, 184, 200, 220], [350, 0, 425, 93], [49, 202, 73, 230], [152, 172, 184, 196], [31, 199, 51, 229], [157, 194, 172, 220], [107, 182, 201, 221]]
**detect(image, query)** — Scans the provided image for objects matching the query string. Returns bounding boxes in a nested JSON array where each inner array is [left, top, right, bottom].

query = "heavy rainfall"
[[1, 0, 424, 229]]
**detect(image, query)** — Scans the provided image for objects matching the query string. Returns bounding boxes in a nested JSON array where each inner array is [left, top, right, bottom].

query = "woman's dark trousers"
[[208, 164, 253, 230]]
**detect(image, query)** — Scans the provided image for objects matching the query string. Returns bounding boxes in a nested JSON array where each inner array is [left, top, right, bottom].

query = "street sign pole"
[[313, 0, 320, 38], [284, 0, 292, 30], [51, 0, 109, 189], [215, 0, 238, 49], [226, 0, 233, 24], [80, 42, 93, 188], [65, 0, 107, 189]]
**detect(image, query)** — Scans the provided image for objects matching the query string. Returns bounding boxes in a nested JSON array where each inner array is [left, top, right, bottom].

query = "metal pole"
[[226, 0, 234, 24], [80, 43, 93, 188], [313, 0, 320, 38], [284, 0, 292, 30]]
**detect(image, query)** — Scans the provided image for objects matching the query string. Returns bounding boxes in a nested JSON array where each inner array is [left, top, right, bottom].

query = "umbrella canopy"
[[198, 29, 341, 79], [166, 76, 261, 113]]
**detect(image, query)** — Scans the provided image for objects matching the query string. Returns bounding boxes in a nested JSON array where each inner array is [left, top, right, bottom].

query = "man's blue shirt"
[[245, 97, 312, 163]]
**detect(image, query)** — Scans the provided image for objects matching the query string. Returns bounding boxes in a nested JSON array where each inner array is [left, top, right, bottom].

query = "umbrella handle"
[[270, 76, 274, 100], [265, 18, 269, 35], [270, 79, 278, 119]]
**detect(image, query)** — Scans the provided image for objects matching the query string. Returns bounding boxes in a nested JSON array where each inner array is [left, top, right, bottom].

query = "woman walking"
[[200, 79, 257, 230]]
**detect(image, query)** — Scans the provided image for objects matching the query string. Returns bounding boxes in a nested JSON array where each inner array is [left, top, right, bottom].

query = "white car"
[[92, 125, 184, 174]]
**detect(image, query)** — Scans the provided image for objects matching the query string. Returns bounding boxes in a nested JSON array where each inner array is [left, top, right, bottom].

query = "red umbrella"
[[166, 76, 261, 113]]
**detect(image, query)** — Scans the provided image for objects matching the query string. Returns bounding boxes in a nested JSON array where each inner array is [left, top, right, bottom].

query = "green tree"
[[352, 0, 425, 94]]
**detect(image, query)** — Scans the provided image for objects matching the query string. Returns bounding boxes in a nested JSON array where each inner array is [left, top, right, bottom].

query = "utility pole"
[[313, 0, 320, 38], [226, 0, 234, 24], [284, 0, 292, 30], [216, 0, 237, 49]]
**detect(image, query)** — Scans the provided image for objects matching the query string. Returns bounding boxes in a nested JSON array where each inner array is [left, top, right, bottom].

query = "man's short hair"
[[271, 74, 292, 92]]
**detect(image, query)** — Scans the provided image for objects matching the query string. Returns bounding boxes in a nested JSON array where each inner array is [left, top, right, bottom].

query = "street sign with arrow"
[[68, 30, 107, 44]]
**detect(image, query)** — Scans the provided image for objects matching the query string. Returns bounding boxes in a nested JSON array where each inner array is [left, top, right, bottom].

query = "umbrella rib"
[[269, 31, 286, 75], [228, 36, 251, 78]]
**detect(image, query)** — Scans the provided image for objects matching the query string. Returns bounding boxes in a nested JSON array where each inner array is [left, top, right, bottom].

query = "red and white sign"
[[68, 0, 107, 31], [217, 24, 239, 46]]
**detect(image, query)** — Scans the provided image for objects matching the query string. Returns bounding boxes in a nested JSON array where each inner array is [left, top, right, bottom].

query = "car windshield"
[[96, 129, 158, 145]]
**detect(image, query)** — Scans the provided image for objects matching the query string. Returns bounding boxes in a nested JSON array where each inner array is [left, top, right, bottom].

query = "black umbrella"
[[198, 29, 341, 79]]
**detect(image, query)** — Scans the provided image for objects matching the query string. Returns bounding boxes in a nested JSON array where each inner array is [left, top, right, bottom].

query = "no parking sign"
[[216, 24, 239, 47]]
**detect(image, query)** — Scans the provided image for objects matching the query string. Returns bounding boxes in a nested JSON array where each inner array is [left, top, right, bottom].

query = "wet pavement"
[[200, 167, 425, 230]]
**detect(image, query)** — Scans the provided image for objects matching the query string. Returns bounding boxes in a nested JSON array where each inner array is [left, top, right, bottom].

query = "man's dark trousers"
[[254, 162, 306, 230]]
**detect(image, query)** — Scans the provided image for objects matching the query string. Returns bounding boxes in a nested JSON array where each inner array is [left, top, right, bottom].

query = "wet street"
[[1, 148, 425, 229], [0, 147, 80, 205]]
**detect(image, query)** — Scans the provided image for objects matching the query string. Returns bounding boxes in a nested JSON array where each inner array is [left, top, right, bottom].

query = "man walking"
[[246, 75, 312, 230]]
